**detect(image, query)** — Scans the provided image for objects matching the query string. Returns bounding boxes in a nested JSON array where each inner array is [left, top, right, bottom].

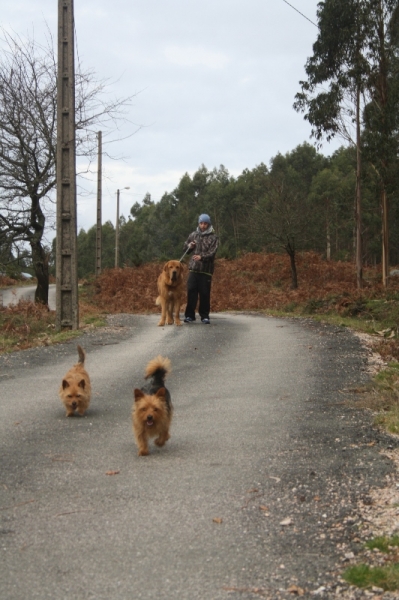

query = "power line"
[[281, 0, 318, 28]]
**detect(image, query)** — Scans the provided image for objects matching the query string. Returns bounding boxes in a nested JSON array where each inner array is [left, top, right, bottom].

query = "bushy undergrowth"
[[0, 297, 105, 353], [92, 251, 399, 313], [0, 275, 20, 288], [0, 300, 56, 352]]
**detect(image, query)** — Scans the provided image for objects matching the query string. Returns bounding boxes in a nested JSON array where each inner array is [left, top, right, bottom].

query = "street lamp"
[[115, 187, 130, 268]]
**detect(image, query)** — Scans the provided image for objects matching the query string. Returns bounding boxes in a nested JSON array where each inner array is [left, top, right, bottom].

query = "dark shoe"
[[201, 318, 210, 324], [184, 317, 194, 323]]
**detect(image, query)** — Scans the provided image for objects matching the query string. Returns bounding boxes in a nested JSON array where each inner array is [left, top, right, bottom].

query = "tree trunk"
[[31, 239, 49, 305], [285, 243, 298, 289], [376, 0, 389, 287], [355, 82, 363, 289], [326, 197, 331, 261], [381, 186, 389, 287]]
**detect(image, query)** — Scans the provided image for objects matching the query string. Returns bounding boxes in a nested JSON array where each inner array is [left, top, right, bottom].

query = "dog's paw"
[[138, 449, 149, 456], [158, 320, 165, 326], [155, 434, 169, 446]]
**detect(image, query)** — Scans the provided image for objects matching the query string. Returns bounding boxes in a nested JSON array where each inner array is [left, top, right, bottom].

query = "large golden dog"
[[156, 260, 185, 326]]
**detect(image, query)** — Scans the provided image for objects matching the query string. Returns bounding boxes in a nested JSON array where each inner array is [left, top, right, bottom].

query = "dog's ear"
[[163, 262, 169, 272], [155, 387, 166, 399], [62, 379, 70, 389], [78, 379, 86, 389], [134, 388, 145, 401]]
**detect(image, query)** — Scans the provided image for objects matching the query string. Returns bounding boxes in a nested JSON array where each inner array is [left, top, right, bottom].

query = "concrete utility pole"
[[95, 131, 102, 276], [55, 0, 78, 330]]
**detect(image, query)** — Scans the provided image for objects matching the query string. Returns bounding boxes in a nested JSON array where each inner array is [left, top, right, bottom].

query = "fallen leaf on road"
[[213, 517, 223, 524], [105, 470, 120, 476], [287, 584, 305, 596], [376, 328, 391, 336], [259, 505, 269, 511], [280, 517, 292, 526]]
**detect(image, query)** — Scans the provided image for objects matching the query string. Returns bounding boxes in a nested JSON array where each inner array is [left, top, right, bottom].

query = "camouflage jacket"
[[183, 226, 218, 275]]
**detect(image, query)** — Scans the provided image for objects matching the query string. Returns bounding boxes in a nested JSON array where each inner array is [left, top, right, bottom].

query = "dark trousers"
[[185, 272, 212, 320]]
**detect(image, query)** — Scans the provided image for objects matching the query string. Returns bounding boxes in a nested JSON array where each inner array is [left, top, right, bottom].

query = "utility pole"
[[55, 0, 78, 330], [95, 131, 102, 276], [115, 189, 120, 268]]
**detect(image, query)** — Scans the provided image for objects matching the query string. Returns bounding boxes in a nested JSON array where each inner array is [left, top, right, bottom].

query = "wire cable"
[[281, 0, 318, 28]]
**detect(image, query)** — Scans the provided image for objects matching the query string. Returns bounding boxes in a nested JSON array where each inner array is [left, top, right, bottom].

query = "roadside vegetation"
[[343, 562, 399, 592], [343, 535, 399, 591], [0, 289, 106, 352]]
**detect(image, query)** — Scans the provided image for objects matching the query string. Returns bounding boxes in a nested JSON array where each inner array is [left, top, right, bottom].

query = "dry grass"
[[92, 251, 399, 314], [0, 300, 56, 352], [0, 295, 106, 353], [0, 275, 20, 288]]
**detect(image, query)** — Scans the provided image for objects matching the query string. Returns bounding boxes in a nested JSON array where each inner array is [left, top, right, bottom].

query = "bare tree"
[[0, 29, 136, 304]]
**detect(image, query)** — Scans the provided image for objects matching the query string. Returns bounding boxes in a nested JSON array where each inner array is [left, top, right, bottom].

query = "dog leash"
[[179, 247, 190, 263]]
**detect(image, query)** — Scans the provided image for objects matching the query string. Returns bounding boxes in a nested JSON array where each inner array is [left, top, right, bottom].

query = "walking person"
[[183, 214, 218, 324]]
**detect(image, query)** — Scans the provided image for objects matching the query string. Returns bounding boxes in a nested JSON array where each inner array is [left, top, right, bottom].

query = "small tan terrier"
[[59, 345, 91, 417], [132, 356, 173, 456]]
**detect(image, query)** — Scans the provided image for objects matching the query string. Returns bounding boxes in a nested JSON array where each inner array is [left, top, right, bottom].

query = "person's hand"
[[189, 241, 196, 249], [193, 255, 201, 261]]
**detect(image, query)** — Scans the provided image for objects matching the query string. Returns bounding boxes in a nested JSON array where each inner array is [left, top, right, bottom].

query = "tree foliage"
[[75, 141, 397, 288], [294, 0, 399, 285]]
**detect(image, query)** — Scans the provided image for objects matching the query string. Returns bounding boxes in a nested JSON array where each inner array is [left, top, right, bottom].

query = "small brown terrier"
[[59, 345, 91, 417], [132, 356, 173, 456]]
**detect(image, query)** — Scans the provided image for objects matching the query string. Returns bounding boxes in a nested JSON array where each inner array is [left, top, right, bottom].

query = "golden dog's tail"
[[155, 296, 161, 306], [145, 356, 171, 381], [77, 345, 86, 365]]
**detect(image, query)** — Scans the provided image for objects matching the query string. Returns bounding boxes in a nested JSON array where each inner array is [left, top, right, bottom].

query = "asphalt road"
[[0, 313, 395, 600], [1, 284, 56, 310]]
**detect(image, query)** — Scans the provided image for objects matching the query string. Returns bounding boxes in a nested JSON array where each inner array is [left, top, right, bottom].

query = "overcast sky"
[[2, 0, 343, 236]]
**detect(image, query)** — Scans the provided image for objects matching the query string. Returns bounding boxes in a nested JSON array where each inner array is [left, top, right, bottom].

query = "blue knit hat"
[[198, 213, 211, 224]]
